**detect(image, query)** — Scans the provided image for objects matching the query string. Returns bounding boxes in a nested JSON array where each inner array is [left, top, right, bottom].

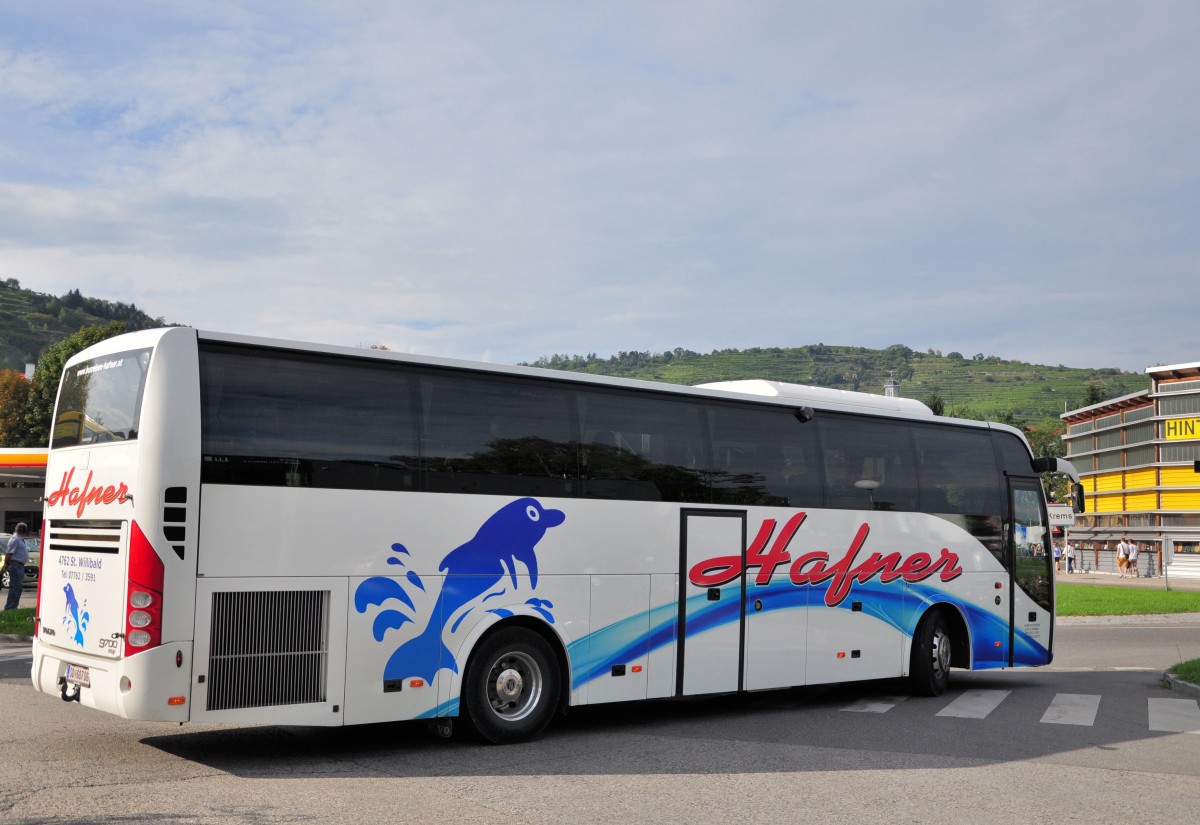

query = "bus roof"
[[72, 327, 976, 427], [697, 380, 934, 416]]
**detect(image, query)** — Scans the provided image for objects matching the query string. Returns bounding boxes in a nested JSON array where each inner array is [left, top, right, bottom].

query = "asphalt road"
[[2, 615, 1198, 824]]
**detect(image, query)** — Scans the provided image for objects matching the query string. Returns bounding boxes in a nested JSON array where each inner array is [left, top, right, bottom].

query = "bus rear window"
[[52, 348, 152, 448]]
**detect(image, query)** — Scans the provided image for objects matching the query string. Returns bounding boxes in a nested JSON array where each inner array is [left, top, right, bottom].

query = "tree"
[[924, 394, 946, 416], [1023, 417, 1070, 504], [1026, 418, 1066, 460], [20, 322, 127, 447], [0, 369, 32, 446], [1081, 382, 1105, 407]]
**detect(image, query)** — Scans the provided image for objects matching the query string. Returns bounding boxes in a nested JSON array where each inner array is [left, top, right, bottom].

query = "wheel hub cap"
[[934, 633, 951, 675], [495, 667, 524, 702]]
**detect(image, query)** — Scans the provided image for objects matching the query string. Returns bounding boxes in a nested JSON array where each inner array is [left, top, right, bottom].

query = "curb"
[[1163, 671, 1200, 699]]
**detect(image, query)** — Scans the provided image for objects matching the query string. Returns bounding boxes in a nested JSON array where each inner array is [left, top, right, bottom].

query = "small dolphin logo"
[[63, 583, 90, 647], [356, 497, 565, 684]]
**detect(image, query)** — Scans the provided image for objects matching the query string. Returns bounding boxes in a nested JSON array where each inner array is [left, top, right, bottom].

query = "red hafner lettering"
[[47, 468, 130, 518], [690, 516, 964, 607]]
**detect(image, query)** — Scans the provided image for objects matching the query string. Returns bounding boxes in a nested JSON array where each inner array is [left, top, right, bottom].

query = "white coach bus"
[[30, 328, 1082, 743]]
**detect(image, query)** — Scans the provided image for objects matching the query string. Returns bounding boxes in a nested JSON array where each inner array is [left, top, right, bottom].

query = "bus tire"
[[463, 627, 560, 745], [909, 611, 952, 696]]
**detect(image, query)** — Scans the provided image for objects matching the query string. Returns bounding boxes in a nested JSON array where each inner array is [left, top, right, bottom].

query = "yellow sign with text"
[[1164, 417, 1200, 441]]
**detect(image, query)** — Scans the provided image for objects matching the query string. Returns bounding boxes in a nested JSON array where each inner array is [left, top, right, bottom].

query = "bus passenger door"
[[679, 510, 745, 696], [1009, 480, 1054, 665]]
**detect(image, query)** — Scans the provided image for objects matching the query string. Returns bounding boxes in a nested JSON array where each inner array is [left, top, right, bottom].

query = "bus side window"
[[913, 425, 1005, 564], [578, 390, 706, 502], [419, 372, 577, 497], [199, 345, 421, 490], [707, 403, 820, 507], [817, 415, 919, 512]]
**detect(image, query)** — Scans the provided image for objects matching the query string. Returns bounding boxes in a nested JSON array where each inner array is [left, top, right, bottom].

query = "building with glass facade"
[[1061, 361, 1200, 578]]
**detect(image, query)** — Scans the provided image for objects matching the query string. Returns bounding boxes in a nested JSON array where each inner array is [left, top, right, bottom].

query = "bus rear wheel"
[[910, 612, 952, 696], [463, 627, 560, 745]]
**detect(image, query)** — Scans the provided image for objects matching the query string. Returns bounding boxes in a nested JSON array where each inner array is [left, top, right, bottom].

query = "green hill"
[[522, 344, 1146, 421], [1, 276, 1146, 422], [0, 278, 166, 371]]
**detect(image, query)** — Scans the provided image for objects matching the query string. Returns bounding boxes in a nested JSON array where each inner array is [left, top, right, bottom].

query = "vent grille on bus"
[[163, 486, 187, 561], [206, 590, 330, 712], [46, 520, 124, 554]]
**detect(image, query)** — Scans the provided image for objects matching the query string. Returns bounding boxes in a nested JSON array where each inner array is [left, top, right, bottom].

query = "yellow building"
[[1061, 362, 1200, 578]]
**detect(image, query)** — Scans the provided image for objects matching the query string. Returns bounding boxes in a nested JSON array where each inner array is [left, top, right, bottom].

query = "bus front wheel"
[[463, 627, 560, 744], [910, 612, 952, 696]]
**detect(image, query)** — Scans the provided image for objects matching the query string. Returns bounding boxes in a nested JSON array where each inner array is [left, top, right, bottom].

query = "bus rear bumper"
[[32, 641, 193, 723]]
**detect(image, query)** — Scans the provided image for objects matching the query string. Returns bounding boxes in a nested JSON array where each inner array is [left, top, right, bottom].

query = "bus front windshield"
[[52, 348, 153, 448]]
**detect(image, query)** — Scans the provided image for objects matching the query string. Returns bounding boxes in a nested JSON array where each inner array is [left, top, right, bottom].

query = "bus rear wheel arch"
[[462, 624, 563, 744]]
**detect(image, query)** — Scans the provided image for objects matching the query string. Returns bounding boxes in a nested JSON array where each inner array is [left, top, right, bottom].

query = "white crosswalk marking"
[[835, 690, 1200, 733], [1147, 698, 1200, 733], [1040, 693, 1101, 726], [936, 689, 1010, 718], [841, 696, 909, 713]]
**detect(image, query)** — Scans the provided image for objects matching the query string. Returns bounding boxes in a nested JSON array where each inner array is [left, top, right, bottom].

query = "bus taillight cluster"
[[126, 522, 165, 655]]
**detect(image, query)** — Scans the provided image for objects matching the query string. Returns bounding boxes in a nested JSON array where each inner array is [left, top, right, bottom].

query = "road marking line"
[[1148, 698, 1200, 733], [1040, 693, 1101, 726], [936, 689, 1010, 719], [841, 696, 909, 713]]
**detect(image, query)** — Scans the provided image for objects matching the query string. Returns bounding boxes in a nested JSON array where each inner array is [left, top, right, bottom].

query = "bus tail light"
[[34, 520, 46, 638], [126, 522, 165, 656]]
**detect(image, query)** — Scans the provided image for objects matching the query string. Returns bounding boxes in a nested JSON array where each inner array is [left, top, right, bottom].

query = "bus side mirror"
[[1072, 483, 1085, 514]]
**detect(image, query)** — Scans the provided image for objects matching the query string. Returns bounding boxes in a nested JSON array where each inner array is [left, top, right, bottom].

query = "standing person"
[[1064, 540, 1076, 574], [2, 523, 30, 611], [1053, 541, 1062, 572], [1128, 538, 1140, 577]]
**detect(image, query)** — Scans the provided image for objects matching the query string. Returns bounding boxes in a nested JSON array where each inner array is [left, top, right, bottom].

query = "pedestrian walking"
[[1064, 540, 1076, 574], [1127, 539, 1140, 577], [1116, 535, 1131, 578]]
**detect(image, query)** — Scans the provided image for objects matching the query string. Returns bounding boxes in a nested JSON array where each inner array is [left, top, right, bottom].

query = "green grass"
[[1056, 583, 1200, 617], [0, 607, 35, 636], [1171, 659, 1200, 683]]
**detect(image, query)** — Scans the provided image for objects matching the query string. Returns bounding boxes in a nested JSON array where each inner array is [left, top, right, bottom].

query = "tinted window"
[[913, 424, 1005, 563], [818, 415, 919, 511], [707, 403, 821, 507], [200, 345, 419, 490], [197, 342, 1015, 519], [912, 426, 1002, 515], [992, 430, 1036, 477], [578, 389, 707, 502], [421, 372, 576, 497]]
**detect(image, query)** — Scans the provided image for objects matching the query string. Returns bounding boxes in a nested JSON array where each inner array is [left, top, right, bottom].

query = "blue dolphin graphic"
[[63, 583, 89, 646], [383, 497, 564, 683]]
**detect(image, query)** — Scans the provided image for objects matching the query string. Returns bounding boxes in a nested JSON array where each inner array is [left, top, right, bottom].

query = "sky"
[[1, 2, 1198, 374]]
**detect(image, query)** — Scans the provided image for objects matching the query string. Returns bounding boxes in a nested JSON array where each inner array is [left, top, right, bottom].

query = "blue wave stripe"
[[416, 697, 460, 719], [568, 580, 1049, 690]]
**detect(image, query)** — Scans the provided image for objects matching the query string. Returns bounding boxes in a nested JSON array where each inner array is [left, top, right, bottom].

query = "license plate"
[[65, 663, 91, 688]]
